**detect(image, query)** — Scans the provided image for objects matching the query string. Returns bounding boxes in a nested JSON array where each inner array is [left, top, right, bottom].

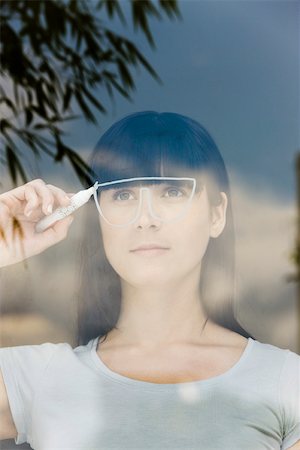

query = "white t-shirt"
[[0, 336, 299, 450]]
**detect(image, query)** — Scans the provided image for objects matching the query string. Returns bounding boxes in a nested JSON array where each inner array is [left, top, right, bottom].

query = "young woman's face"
[[98, 183, 227, 287]]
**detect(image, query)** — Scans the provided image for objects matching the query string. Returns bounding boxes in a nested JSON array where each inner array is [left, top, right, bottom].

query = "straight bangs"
[[88, 111, 227, 197]]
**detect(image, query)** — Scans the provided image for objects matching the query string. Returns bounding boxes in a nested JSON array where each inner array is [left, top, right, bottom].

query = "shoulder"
[[277, 349, 300, 449], [0, 339, 93, 408], [279, 349, 300, 404], [248, 337, 295, 368], [0, 342, 65, 386], [207, 322, 296, 360], [247, 339, 299, 406], [217, 326, 296, 374], [0, 341, 60, 366], [0, 340, 75, 357], [0, 340, 83, 375], [251, 338, 298, 361], [0, 337, 97, 369]]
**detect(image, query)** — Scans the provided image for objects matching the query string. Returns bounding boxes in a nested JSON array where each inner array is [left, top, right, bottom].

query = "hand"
[[0, 178, 76, 268]]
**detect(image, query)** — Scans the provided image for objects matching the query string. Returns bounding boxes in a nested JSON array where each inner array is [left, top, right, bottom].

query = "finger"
[[44, 185, 74, 208], [8, 179, 53, 217], [0, 202, 11, 239], [11, 178, 47, 203], [27, 182, 71, 216], [0, 202, 10, 223], [23, 184, 44, 216], [1, 180, 73, 218], [35, 215, 74, 250], [24, 183, 55, 217]]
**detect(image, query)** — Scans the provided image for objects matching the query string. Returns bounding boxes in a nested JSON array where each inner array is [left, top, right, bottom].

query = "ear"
[[209, 192, 228, 238]]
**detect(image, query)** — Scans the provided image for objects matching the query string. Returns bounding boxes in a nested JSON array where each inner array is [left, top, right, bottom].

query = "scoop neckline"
[[89, 336, 255, 391]]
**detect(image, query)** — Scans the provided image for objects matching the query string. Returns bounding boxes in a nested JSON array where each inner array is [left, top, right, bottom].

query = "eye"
[[113, 190, 135, 201], [164, 187, 185, 198]]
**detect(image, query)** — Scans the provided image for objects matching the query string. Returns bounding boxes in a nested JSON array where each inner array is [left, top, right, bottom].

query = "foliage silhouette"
[[0, 0, 182, 189]]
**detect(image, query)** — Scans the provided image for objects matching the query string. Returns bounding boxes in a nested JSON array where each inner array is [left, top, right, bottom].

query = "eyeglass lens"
[[95, 179, 197, 226]]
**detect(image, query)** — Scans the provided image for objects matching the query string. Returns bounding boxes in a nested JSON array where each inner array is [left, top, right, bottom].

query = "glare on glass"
[[92, 177, 198, 227]]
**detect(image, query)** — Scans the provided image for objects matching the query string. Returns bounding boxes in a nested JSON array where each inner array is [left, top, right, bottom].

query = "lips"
[[131, 244, 169, 251]]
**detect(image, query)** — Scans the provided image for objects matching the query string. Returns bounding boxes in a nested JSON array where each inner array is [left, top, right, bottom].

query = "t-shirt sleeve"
[[0, 342, 59, 445], [280, 349, 300, 450]]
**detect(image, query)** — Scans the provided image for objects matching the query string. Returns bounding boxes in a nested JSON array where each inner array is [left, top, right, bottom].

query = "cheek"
[[99, 221, 127, 271], [177, 213, 211, 265]]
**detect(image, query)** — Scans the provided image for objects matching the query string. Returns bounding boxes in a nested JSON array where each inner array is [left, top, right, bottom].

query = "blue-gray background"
[[1, 1, 299, 363], [1, 3, 299, 448], [39, 0, 299, 204]]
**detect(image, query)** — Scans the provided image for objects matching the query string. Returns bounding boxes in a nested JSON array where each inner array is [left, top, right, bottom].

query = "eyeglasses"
[[92, 176, 200, 227]]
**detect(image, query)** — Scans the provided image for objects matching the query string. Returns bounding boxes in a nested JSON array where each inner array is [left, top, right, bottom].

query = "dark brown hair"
[[75, 111, 255, 346]]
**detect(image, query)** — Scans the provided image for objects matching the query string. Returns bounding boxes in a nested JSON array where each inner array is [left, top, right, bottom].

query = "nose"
[[133, 188, 161, 229]]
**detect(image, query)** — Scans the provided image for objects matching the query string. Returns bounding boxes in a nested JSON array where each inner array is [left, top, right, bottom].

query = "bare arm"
[[0, 178, 75, 440], [0, 369, 17, 440]]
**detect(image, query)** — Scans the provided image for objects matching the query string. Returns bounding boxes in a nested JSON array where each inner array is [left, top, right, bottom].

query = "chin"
[[124, 270, 177, 287]]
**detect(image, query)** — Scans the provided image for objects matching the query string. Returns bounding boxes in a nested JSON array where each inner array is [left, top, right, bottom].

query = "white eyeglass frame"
[[92, 176, 197, 227]]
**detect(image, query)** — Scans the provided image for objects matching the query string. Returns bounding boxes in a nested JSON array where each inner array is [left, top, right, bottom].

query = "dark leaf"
[[159, 0, 183, 20], [33, 136, 56, 157], [131, 0, 160, 49], [0, 119, 12, 133], [1, 0, 181, 188], [25, 108, 33, 127], [63, 84, 73, 111], [13, 83, 20, 108], [105, 30, 128, 59], [80, 84, 107, 114], [15, 130, 41, 158], [105, 73, 132, 100], [97, 0, 127, 26], [74, 89, 97, 124], [0, 96, 17, 114], [116, 57, 134, 89], [127, 42, 163, 84], [66, 147, 99, 187], [54, 136, 67, 162], [39, 60, 57, 82], [33, 123, 50, 130], [6, 145, 28, 186], [158, 0, 183, 20], [44, 1, 66, 38]]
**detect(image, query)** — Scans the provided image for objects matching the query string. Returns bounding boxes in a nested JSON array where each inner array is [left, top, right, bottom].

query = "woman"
[[0, 111, 299, 450]]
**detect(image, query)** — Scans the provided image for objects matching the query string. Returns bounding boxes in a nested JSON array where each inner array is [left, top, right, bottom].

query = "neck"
[[104, 268, 209, 352]]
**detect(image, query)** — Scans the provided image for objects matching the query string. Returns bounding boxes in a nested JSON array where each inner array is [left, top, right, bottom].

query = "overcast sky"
[[1, 1, 298, 202], [30, 0, 299, 204]]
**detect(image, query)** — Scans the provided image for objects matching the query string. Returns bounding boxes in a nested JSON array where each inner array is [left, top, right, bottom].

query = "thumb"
[[42, 215, 74, 243], [53, 214, 74, 234]]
